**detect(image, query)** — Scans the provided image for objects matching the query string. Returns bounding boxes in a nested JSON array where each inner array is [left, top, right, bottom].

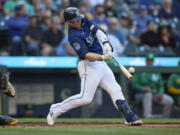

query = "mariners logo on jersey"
[[73, 42, 81, 50], [86, 32, 94, 46]]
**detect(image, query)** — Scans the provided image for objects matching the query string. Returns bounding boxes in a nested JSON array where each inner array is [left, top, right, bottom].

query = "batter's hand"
[[103, 42, 113, 55], [101, 53, 113, 60]]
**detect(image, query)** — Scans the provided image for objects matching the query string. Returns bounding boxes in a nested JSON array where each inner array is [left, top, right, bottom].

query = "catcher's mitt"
[[0, 75, 15, 97]]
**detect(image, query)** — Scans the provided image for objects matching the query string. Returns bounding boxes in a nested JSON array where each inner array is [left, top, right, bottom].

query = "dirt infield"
[[1, 123, 180, 128]]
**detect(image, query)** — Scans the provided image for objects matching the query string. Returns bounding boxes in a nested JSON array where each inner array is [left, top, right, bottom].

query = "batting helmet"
[[63, 7, 84, 22]]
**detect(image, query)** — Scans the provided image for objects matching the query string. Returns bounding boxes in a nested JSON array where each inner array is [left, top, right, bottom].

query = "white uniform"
[[51, 60, 125, 117], [48, 9, 142, 125]]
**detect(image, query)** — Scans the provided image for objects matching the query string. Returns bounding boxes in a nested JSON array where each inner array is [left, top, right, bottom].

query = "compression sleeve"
[[96, 29, 109, 44], [86, 18, 109, 45], [90, 24, 109, 45]]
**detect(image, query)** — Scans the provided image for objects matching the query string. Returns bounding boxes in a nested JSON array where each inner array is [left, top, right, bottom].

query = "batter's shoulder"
[[83, 17, 89, 22], [83, 17, 95, 27]]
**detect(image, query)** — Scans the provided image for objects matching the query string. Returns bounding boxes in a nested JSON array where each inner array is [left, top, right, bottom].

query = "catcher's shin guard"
[[116, 100, 142, 125]]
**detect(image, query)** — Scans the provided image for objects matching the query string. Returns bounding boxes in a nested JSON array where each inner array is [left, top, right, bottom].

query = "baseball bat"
[[112, 57, 134, 80]]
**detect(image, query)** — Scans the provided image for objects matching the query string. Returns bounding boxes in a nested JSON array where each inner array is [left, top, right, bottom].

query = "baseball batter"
[[47, 7, 142, 126]]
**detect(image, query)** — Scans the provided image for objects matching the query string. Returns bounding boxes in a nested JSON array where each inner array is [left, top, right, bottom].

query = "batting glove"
[[101, 53, 113, 60]]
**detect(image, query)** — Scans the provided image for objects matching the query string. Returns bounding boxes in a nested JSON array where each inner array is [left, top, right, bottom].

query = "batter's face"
[[67, 20, 81, 29]]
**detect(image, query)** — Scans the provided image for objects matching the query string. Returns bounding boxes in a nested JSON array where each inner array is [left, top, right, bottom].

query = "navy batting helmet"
[[63, 7, 84, 22]]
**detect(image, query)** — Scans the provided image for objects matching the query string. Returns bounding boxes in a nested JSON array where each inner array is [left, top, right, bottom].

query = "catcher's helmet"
[[63, 7, 84, 22]]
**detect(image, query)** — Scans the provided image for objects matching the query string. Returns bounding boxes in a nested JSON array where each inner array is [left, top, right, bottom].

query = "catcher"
[[0, 71, 17, 126]]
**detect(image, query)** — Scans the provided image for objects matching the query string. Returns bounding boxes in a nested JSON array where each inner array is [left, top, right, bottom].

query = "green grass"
[[1, 127, 180, 135], [17, 118, 180, 124], [1, 118, 180, 135]]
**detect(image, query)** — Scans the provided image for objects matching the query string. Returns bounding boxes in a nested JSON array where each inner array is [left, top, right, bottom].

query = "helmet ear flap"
[[63, 11, 68, 22], [64, 16, 67, 22]]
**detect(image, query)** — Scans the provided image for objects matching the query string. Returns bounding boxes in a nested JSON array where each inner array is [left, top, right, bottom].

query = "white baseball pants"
[[51, 60, 125, 117]]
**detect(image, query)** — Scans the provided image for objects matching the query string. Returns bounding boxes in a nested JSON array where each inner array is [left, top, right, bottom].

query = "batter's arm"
[[88, 20, 113, 54], [88, 18, 108, 43], [90, 25, 108, 44], [90, 25, 112, 44], [87, 18, 109, 45], [85, 52, 112, 61], [85, 53, 102, 61], [95, 29, 113, 53]]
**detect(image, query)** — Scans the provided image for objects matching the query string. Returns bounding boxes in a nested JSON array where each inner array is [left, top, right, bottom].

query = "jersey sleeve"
[[69, 37, 88, 59], [86, 18, 101, 35], [86, 18, 96, 28], [86, 18, 109, 45]]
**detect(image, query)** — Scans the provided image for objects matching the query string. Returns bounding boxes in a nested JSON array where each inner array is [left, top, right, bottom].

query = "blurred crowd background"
[[0, 0, 180, 118], [0, 0, 180, 57]]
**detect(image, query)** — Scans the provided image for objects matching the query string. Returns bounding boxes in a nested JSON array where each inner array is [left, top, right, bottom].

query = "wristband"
[[101, 55, 105, 60], [102, 41, 109, 45]]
